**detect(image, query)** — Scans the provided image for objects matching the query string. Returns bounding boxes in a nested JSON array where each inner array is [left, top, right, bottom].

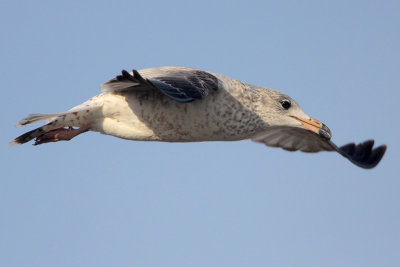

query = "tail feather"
[[10, 112, 68, 145], [16, 113, 66, 127], [10, 95, 103, 145]]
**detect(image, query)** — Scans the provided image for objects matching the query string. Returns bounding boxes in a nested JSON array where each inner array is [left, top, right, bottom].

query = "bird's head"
[[260, 89, 332, 140]]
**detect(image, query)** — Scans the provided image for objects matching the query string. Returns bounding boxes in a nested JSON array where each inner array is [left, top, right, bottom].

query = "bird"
[[9, 66, 386, 169]]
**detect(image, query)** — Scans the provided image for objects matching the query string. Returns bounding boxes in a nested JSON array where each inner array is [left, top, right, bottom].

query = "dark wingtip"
[[132, 69, 146, 83], [369, 144, 387, 167], [112, 69, 136, 82], [106, 69, 151, 89], [339, 143, 355, 155], [120, 70, 134, 81], [338, 140, 387, 169]]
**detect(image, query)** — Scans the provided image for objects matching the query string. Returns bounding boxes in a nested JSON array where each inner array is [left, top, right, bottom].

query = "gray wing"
[[252, 126, 335, 152], [252, 126, 386, 169], [100, 69, 219, 103]]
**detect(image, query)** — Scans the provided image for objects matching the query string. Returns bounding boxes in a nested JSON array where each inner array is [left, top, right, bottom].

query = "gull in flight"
[[10, 66, 386, 169]]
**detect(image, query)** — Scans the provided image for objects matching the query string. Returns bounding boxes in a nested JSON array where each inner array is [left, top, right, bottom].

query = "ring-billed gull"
[[9, 66, 386, 169]]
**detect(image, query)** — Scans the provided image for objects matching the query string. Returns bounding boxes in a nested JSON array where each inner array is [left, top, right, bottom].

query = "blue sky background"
[[1, 1, 399, 266]]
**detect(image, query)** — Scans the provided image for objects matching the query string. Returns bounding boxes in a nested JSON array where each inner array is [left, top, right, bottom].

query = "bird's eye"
[[281, 100, 291, 109]]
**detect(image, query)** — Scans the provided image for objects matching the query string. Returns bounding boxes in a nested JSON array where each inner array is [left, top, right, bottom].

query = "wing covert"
[[148, 70, 219, 102], [100, 68, 219, 103]]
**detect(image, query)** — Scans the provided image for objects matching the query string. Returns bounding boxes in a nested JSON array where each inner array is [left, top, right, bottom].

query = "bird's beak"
[[290, 116, 332, 140]]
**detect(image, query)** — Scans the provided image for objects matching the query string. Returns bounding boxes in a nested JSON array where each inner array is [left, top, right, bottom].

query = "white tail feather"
[[16, 112, 67, 127], [16, 95, 104, 127]]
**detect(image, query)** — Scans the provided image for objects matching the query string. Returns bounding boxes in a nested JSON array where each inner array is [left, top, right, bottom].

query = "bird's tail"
[[15, 113, 68, 127], [9, 111, 87, 146], [9, 97, 103, 145]]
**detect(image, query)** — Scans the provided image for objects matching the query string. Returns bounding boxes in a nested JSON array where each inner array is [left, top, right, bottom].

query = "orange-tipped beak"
[[290, 116, 332, 140]]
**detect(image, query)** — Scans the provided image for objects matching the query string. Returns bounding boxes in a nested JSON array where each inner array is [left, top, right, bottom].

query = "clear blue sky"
[[1, 1, 399, 266]]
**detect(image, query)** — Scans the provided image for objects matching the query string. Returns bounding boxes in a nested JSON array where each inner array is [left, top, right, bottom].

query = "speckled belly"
[[96, 90, 264, 142]]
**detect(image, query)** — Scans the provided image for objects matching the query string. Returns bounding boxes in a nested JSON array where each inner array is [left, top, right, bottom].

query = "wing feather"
[[252, 126, 386, 168], [100, 68, 219, 102], [252, 126, 334, 152]]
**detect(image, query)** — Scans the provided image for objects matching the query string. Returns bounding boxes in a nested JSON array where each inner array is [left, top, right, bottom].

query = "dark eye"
[[281, 100, 291, 109]]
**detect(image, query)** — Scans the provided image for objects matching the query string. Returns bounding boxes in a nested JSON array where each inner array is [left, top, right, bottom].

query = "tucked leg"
[[34, 126, 90, 145]]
